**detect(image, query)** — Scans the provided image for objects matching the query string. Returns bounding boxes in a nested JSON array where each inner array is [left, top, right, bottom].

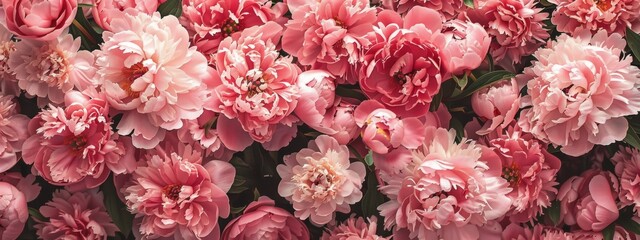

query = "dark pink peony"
[[0, 0, 77, 40]]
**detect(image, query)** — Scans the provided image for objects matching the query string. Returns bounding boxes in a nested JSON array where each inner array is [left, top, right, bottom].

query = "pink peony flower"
[[503, 224, 572, 240], [480, 128, 561, 222], [464, 0, 549, 66], [277, 135, 366, 225], [96, 10, 210, 149], [612, 146, 640, 215], [209, 22, 301, 151], [8, 34, 97, 105], [35, 189, 118, 240], [471, 79, 521, 135], [0, 25, 19, 96], [321, 216, 389, 240], [123, 143, 234, 239], [0, 182, 27, 240], [180, 0, 284, 61], [380, 0, 469, 20], [377, 127, 512, 240], [176, 109, 232, 160], [438, 19, 490, 75], [22, 90, 136, 191], [557, 170, 620, 231], [518, 30, 640, 157], [0, 0, 76, 41], [282, 0, 376, 82], [0, 173, 40, 202], [549, 0, 640, 36], [0, 95, 28, 173], [221, 196, 310, 240], [92, 0, 164, 30], [360, 7, 448, 117]]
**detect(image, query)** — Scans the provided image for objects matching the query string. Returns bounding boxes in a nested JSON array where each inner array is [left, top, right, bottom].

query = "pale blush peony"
[[123, 144, 234, 239], [557, 170, 620, 231], [0, 182, 27, 240], [611, 146, 640, 215], [321, 216, 389, 240], [96, 10, 209, 149], [180, 0, 284, 61], [380, 0, 468, 20], [21, 90, 135, 191], [221, 196, 310, 240], [360, 7, 448, 117], [0, 95, 29, 173], [210, 22, 301, 151], [0, 173, 41, 202], [549, 0, 640, 35], [0, 0, 76, 40], [176, 109, 232, 159], [481, 129, 561, 222], [377, 127, 512, 240], [35, 189, 118, 240], [282, 0, 376, 82], [277, 135, 366, 225], [8, 34, 97, 104], [465, 0, 549, 66], [518, 31, 640, 157], [92, 0, 164, 30], [471, 79, 521, 135], [438, 20, 490, 75], [0, 25, 19, 96]]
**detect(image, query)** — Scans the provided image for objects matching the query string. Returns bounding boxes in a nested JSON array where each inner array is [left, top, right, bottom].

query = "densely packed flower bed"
[[0, 0, 640, 239]]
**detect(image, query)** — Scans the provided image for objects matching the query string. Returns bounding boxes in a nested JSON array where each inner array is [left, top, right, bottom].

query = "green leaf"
[[101, 175, 134, 236], [627, 27, 640, 62], [619, 219, 640, 235], [624, 124, 640, 150], [547, 200, 561, 226], [453, 74, 469, 90], [429, 91, 443, 112], [463, 0, 475, 8], [364, 151, 374, 166], [69, 10, 103, 50], [603, 224, 615, 240], [157, 0, 183, 18], [28, 207, 46, 222], [78, 3, 94, 7], [229, 176, 251, 194], [449, 117, 464, 142], [450, 70, 515, 100], [361, 170, 385, 217]]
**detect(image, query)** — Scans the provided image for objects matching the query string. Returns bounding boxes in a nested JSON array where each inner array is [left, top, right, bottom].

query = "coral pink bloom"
[[0, 0, 76, 41], [0, 25, 19, 96], [471, 79, 521, 135], [557, 170, 620, 231], [549, 0, 640, 36], [360, 7, 448, 117], [36, 189, 118, 240], [612, 146, 640, 215], [378, 127, 512, 240], [209, 22, 301, 151], [380, 0, 469, 19], [96, 10, 209, 149], [0, 173, 40, 202], [92, 0, 164, 30], [22, 90, 135, 191], [518, 30, 640, 157], [277, 135, 366, 225], [124, 144, 234, 239], [222, 196, 310, 240], [180, 0, 285, 61], [321, 216, 390, 240], [282, 0, 376, 82], [0, 182, 27, 240], [438, 19, 490, 75], [465, 0, 549, 66], [0, 95, 28, 173], [8, 34, 97, 105], [481, 128, 561, 222]]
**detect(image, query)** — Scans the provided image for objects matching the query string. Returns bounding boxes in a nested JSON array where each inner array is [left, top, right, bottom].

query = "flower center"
[[38, 48, 69, 89], [66, 136, 88, 152], [222, 19, 240, 37], [241, 71, 271, 97], [162, 184, 182, 201], [502, 163, 521, 186], [120, 62, 148, 98], [562, 85, 587, 98], [293, 160, 343, 201], [333, 17, 345, 28], [595, 0, 612, 11], [0, 41, 15, 75]]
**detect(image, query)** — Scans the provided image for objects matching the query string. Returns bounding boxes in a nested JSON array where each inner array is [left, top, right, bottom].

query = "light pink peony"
[[221, 196, 310, 240], [471, 79, 521, 135], [438, 19, 490, 75], [282, 0, 376, 82], [8, 34, 97, 105], [0, 0, 76, 41], [209, 22, 301, 151], [378, 127, 512, 240], [124, 143, 234, 239], [360, 7, 448, 117], [96, 10, 210, 149], [549, 0, 640, 36], [321, 216, 389, 240], [176, 109, 232, 159], [0, 95, 28, 173], [35, 189, 118, 240], [502, 224, 572, 240], [0, 182, 27, 240], [465, 0, 549, 66], [380, 0, 469, 20], [92, 0, 164, 30], [0, 25, 19, 96], [180, 0, 284, 61], [611, 146, 640, 215], [557, 170, 620, 231], [22, 90, 135, 191], [0, 173, 41, 202], [277, 135, 366, 225], [518, 30, 640, 157], [480, 128, 561, 222]]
